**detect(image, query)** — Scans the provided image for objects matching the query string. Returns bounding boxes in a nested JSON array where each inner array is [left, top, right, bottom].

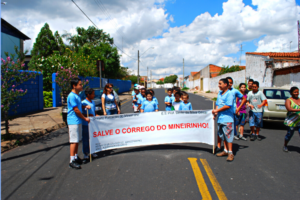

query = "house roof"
[[246, 52, 300, 59], [159, 78, 164, 81], [240, 66, 246, 69], [1, 18, 30, 40], [209, 64, 222, 69], [191, 72, 198, 76]]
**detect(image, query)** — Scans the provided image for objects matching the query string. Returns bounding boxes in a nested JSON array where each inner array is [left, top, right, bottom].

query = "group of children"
[[131, 84, 193, 113], [213, 77, 267, 162]]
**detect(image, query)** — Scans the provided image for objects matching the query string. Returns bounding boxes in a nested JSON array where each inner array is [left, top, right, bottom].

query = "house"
[[1, 18, 30, 60], [245, 52, 300, 88]]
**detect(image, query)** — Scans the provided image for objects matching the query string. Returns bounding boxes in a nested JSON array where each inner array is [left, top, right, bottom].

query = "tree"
[[63, 26, 122, 79], [125, 75, 138, 84], [54, 31, 66, 55], [29, 23, 60, 69], [1, 51, 37, 136], [164, 75, 178, 84], [156, 80, 164, 85], [218, 65, 243, 76]]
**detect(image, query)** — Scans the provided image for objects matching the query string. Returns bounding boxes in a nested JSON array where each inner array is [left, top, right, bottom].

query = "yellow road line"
[[121, 99, 131, 105], [188, 158, 212, 200], [200, 159, 227, 200]]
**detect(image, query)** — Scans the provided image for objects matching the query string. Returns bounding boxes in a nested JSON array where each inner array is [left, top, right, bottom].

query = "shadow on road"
[[263, 121, 287, 130], [287, 145, 300, 153]]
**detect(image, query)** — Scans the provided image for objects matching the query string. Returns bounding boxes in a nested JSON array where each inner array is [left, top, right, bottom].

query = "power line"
[[71, 0, 137, 60]]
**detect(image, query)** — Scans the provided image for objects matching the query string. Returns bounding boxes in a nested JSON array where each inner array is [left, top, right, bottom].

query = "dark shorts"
[[235, 113, 247, 126], [249, 111, 263, 128], [217, 123, 234, 143], [245, 106, 251, 122]]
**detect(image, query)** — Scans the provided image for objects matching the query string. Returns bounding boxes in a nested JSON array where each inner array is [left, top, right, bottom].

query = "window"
[[263, 89, 291, 100]]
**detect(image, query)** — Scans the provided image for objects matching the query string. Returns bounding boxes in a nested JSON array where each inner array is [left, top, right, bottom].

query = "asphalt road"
[[2, 88, 300, 200]]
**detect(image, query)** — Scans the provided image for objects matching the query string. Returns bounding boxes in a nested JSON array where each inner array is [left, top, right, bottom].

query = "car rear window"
[[263, 89, 291, 100]]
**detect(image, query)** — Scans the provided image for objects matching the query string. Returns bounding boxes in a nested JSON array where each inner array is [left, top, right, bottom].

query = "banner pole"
[[213, 101, 215, 154], [87, 109, 92, 163]]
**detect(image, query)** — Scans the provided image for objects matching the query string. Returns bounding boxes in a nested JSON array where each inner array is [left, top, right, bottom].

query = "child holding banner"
[[141, 91, 158, 113], [82, 88, 99, 164], [212, 78, 235, 162], [67, 77, 91, 169], [172, 92, 182, 111], [165, 88, 173, 111], [178, 93, 193, 110]]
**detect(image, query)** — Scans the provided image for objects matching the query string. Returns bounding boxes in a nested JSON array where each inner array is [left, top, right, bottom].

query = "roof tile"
[[246, 52, 300, 58]]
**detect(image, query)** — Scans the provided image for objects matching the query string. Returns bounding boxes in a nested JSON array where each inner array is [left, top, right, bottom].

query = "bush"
[[206, 90, 211, 93], [218, 65, 243, 76], [212, 97, 217, 101], [43, 91, 53, 108], [182, 87, 189, 91]]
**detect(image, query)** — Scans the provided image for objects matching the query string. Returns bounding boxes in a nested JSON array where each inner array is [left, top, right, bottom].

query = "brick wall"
[[9, 72, 43, 116]]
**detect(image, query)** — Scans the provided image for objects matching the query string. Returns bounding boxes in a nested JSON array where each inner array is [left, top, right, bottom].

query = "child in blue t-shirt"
[[149, 89, 159, 108], [165, 88, 173, 111], [141, 91, 158, 112], [137, 88, 147, 111], [212, 78, 235, 162], [67, 77, 91, 170], [178, 93, 192, 110], [82, 88, 99, 163]]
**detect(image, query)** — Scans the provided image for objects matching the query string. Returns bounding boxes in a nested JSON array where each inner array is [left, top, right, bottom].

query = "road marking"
[[188, 158, 212, 200], [200, 159, 227, 200], [121, 99, 131, 105]]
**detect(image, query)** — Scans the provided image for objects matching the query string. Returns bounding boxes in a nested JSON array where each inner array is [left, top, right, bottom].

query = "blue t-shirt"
[[133, 93, 142, 106], [137, 95, 146, 105], [131, 91, 136, 96], [165, 96, 173, 111], [178, 102, 193, 110], [216, 90, 234, 123], [229, 88, 244, 112], [82, 99, 95, 126], [153, 96, 159, 105], [141, 100, 158, 112], [67, 92, 83, 125]]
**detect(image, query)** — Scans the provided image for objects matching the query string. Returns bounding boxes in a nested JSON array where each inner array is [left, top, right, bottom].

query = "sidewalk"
[[187, 89, 218, 100], [1, 92, 132, 153]]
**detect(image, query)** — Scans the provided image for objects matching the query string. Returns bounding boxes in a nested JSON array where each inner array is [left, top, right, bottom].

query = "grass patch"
[[206, 90, 211, 93], [194, 91, 197, 94], [211, 97, 217, 101], [182, 87, 189, 91]]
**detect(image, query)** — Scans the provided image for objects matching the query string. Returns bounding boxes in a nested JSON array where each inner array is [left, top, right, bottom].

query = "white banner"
[[88, 110, 215, 153]]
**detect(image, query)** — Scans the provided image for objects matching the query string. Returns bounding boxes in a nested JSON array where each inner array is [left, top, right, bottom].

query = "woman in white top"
[[101, 83, 120, 115]]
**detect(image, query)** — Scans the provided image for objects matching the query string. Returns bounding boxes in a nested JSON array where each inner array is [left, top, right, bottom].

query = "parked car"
[[260, 87, 291, 122], [62, 88, 121, 125]]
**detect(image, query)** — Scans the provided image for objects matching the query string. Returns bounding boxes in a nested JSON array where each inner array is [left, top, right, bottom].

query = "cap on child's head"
[[134, 83, 138, 87], [134, 86, 139, 90]]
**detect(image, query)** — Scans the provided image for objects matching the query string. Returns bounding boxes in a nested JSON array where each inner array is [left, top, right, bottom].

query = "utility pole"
[[150, 70, 152, 88], [147, 67, 148, 88], [183, 58, 184, 88], [137, 50, 140, 84], [239, 44, 244, 65]]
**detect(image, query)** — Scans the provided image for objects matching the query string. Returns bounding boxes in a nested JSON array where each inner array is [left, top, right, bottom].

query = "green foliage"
[[164, 75, 178, 84], [194, 91, 197, 94], [182, 87, 189, 91], [156, 80, 164, 85], [43, 91, 53, 108], [218, 65, 243, 76], [206, 90, 211, 93], [125, 75, 138, 84], [113, 87, 119, 94], [29, 23, 63, 69], [1, 51, 37, 134], [212, 97, 217, 101]]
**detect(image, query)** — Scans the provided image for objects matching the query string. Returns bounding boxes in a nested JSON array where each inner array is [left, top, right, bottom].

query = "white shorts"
[[69, 124, 82, 143]]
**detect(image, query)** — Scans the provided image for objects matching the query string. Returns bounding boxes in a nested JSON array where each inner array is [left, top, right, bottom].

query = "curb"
[[1, 122, 66, 153]]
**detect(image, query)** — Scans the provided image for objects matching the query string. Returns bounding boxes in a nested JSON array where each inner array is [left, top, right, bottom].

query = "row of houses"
[[181, 52, 300, 93]]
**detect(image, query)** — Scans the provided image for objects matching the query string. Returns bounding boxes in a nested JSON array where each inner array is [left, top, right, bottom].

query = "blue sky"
[[163, 0, 300, 66]]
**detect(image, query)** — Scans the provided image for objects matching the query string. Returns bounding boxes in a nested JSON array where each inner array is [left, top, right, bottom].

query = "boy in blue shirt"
[[131, 84, 139, 109], [141, 91, 158, 112], [67, 77, 91, 169], [165, 88, 173, 111], [149, 89, 159, 108], [226, 77, 247, 139], [82, 88, 99, 164], [178, 93, 192, 110], [137, 88, 147, 111], [212, 78, 235, 162]]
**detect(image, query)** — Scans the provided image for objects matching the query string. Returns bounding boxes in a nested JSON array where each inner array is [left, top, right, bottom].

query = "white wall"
[[203, 78, 209, 92], [273, 72, 300, 88], [209, 70, 246, 93], [193, 79, 200, 90]]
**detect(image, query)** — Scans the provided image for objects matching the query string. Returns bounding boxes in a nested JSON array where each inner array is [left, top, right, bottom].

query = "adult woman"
[[283, 86, 300, 152], [101, 83, 120, 115]]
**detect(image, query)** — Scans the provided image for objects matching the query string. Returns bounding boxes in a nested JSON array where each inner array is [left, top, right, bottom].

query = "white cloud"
[[2, 0, 300, 79]]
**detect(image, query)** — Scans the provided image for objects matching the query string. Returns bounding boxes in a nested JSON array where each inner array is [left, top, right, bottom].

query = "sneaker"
[[234, 135, 240, 140], [69, 161, 81, 169], [250, 134, 256, 141], [239, 135, 247, 141], [216, 151, 228, 157], [227, 153, 234, 162], [92, 153, 98, 158], [257, 135, 262, 141], [215, 147, 222, 154], [283, 146, 288, 152], [74, 157, 83, 165], [82, 158, 89, 164]]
